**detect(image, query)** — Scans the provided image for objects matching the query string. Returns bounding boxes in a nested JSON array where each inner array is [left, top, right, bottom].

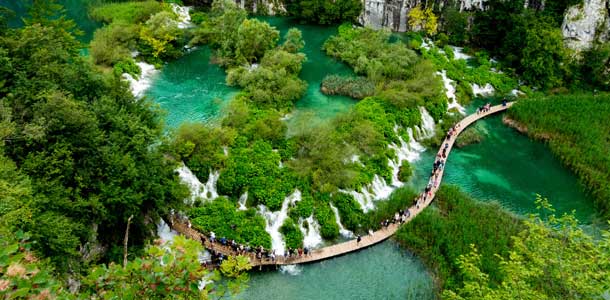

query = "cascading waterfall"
[[388, 128, 426, 187], [298, 215, 323, 249], [258, 190, 302, 256], [122, 62, 159, 98], [417, 107, 436, 139], [176, 164, 219, 204], [170, 3, 192, 29], [238, 192, 248, 210], [450, 46, 471, 60], [340, 175, 394, 213], [437, 70, 466, 115], [329, 203, 354, 238], [472, 83, 495, 97], [156, 219, 178, 244]]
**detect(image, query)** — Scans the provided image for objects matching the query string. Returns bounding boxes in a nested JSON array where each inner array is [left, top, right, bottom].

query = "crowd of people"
[[476, 102, 492, 114]]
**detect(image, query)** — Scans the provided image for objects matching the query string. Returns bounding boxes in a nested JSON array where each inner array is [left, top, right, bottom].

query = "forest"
[[1, 0, 609, 299]]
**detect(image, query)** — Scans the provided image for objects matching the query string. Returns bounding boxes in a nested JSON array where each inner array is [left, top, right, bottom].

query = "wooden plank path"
[[171, 102, 514, 268]]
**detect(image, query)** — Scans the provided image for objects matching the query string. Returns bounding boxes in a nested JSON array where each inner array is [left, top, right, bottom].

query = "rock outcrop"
[[358, 0, 489, 32], [562, 0, 610, 51], [235, 0, 286, 15]]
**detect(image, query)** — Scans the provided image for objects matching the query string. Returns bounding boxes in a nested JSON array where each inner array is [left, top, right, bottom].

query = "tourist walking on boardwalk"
[[356, 234, 362, 244]]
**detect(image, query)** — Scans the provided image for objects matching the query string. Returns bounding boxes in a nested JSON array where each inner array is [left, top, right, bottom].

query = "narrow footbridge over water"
[[171, 102, 514, 268]]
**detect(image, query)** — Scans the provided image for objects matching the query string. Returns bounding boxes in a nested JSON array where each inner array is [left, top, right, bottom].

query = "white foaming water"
[[340, 174, 394, 212], [450, 46, 472, 60], [170, 3, 192, 29], [258, 190, 302, 256], [156, 219, 178, 244], [298, 215, 323, 249], [472, 83, 495, 97], [437, 70, 466, 114], [122, 62, 158, 98], [176, 164, 219, 204], [329, 203, 354, 238], [510, 89, 524, 97], [238, 192, 248, 210], [417, 107, 436, 139], [279, 264, 302, 276], [388, 128, 426, 186]]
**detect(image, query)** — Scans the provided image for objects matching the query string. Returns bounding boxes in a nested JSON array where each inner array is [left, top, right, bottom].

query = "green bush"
[[398, 163, 413, 182], [189, 197, 271, 248], [113, 58, 141, 78], [90, 1, 166, 24], [320, 75, 375, 99], [330, 193, 365, 232], [90, 21, 139, 66], [280, 217, 304, 249]]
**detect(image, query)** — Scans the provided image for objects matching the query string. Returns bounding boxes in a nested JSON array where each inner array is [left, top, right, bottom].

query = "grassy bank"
[[394, 185, 523, 293], [507, 94, 610, 217]]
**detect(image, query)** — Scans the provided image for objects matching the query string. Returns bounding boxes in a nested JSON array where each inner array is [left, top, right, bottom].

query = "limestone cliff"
[[235, 0, 286, 15], [562, 0, 610, 51], [358, 0, 488, 32]]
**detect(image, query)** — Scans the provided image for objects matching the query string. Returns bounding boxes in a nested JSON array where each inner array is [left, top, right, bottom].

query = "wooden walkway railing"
[[171, 102, 514, 268]]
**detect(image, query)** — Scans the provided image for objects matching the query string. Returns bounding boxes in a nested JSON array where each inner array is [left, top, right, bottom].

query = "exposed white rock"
[[562, 0, 610, 51]]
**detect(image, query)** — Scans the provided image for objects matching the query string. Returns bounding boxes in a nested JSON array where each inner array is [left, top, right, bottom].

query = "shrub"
[[320, 75, 375, 99]]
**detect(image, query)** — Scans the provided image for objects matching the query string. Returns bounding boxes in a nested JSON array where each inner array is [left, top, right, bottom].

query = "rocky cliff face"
[[235, 0, 286, 15], [562, 0, 610, 51], [358, 0, 488, 32]]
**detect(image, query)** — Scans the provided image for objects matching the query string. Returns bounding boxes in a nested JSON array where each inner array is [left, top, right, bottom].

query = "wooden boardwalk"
[[171, 102, 514, 268]]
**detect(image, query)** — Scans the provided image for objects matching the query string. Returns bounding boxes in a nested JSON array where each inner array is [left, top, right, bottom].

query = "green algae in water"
[[239, 241, 434, 300], [145, 47, 238, 128]]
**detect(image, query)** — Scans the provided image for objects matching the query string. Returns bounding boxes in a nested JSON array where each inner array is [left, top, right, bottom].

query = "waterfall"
[[258, 190, 302, 256], [340, 174, 393, 213], [329, 203, 354, 238], [122, 61, 158, 99], [238, 192, 248, 210], [156, 219, 178, 244], [176, 164, 219, 204], [388, 128, 426, 187], [298, 215, 323, 249], [170, 3, 192, 29], [437, 70, 466, 115], [418, 107, 436, 139], [472, 83, 495, 97], [450, 46, 471, 60]]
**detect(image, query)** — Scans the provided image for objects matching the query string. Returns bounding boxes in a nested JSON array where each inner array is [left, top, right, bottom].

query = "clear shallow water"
[[239, 241, 434, 300], [145, 47, 238, 128]]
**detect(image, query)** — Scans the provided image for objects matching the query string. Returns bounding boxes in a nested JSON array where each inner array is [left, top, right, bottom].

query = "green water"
[[260, 17, 357, 121], [1, 0, 101, 42], [408, 104, 597, 223], [145, 47, 239, 128], [239, 241, 434, 300]]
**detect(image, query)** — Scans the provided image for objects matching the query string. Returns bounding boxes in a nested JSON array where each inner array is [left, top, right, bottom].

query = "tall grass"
[[508, 93, 610, 217], [394, 185, 523, 293]]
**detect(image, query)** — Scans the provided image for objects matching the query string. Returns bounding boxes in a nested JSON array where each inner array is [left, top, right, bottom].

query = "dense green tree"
[[444, 197, 610, 300], [90, 21, 139, 66], [236, 19, 279, 63], [89, 0, 165, 24], [582, 42, 610, 89], [0, 8, 188, 269], [281, 28, 305, 53], [139, 11, 185, 64], [284, 0, 363, 24], [81, 236, 251, 299], [519, 17, 566, 88]]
